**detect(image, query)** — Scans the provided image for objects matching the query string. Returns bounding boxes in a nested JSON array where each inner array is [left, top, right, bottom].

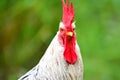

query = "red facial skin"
[[58, 24, 77, 64]]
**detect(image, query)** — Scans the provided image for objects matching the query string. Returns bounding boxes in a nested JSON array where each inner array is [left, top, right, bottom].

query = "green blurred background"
[[0, 0, 120, 80]]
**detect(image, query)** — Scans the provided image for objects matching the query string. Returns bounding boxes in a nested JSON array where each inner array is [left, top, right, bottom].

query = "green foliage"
[[0, 0, 120, 80]]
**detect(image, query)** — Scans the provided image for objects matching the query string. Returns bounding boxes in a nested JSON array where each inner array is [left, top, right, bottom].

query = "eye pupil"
[[73, 28, 75, 30], [60, 28, 64, 32]]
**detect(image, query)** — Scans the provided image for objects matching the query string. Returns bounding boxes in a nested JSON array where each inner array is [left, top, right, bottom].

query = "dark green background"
[[0, 0, 120, 80]]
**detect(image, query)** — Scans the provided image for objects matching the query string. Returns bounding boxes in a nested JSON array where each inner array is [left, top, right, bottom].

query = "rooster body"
[[19, 0, 83, 80]]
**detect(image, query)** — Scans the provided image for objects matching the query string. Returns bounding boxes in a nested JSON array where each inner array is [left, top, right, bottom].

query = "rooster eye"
[[60, 28, 64, 32], [73, 28, 75, 31]]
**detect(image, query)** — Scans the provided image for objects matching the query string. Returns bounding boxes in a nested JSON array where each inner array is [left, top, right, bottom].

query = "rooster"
[[18, 0, 83, 80]]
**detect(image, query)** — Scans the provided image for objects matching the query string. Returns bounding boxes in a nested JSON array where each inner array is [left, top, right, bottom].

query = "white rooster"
[[18, 0, 83, 80]]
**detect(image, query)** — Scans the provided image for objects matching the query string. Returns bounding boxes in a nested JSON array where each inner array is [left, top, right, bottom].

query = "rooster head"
[[58, 0, 77, 64]]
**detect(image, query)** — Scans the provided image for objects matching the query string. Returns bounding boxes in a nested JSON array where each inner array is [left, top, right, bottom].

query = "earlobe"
[[72, 22, 76, 28], [59, 22, 65, 29]]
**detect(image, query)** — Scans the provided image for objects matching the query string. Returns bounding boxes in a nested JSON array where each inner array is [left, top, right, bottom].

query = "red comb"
[[62, 0, 75, 26]]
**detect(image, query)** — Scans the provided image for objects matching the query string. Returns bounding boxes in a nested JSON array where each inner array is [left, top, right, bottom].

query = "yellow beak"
[[66, 32, 73, 37]]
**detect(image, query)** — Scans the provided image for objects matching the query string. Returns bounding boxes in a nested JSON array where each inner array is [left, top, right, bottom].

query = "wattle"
[[63, 36, 78, 64]]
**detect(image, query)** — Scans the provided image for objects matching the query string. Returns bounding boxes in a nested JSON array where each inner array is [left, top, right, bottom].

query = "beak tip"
[[66, 32, 73, 37]]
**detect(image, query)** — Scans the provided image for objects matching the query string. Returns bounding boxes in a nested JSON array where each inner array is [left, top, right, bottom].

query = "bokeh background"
[[0, 0, 120, 80]]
